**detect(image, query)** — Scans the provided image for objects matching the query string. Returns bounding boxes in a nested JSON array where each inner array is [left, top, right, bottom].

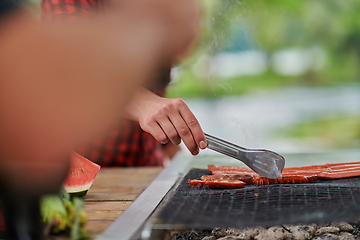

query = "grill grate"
[[152, 169, 360, 229]]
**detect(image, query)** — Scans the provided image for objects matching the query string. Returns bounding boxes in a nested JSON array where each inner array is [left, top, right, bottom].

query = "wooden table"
[[82, 167, 162, 237]]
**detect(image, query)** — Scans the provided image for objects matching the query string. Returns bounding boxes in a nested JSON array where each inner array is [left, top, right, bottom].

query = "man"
[[0, 0, 204, 238]]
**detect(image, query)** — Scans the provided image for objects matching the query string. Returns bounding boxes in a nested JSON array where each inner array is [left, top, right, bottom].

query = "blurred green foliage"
[[167, 0, 360, 99], [167, 70, 295, 98], [276, 115, 360, 149], [28, 0, 39, 5]]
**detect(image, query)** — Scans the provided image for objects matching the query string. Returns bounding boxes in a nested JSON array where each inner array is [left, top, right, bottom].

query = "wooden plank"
[[84, 191, 140, 201], [82, 167, 162, 237], [83, 202, 132, 236], [84, 202, 132, 220], [84, 167, 162, 201]]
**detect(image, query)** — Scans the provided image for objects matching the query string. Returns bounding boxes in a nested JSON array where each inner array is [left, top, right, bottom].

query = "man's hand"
[[125, 88, 207, 155]]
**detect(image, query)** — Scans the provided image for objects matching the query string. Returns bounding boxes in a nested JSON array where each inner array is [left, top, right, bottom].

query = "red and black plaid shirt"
[[42, 0, 104, 20], [41, 0, 168, 167]]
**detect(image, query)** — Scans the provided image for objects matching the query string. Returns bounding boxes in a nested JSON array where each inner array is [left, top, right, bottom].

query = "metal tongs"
[[205, 133, 285, 179]]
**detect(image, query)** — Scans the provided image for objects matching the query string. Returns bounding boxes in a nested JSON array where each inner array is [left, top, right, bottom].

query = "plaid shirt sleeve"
[[41, 0, 104, 20], [76, 120, 165, 167]]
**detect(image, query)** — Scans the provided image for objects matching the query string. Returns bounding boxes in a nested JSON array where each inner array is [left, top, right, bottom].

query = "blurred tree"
[[181, 0, 360, 87], [199, 0, 360, 55]]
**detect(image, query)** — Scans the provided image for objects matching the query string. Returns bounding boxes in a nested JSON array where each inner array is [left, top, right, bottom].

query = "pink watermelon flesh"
[[63, 152, 100, 197]]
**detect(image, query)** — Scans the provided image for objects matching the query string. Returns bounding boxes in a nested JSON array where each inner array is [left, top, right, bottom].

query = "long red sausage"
[[188, 179, 246, 189], [319, 166, 360, 179], [207, 164, 324, 176], [208, 161, 360, 180], [191, 161, 360, 189], [252, 175, 318, 185], [200, 174, 254, 183], [199, 174, 318, 185]]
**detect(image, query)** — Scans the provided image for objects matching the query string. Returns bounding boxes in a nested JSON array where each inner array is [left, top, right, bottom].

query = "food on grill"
[[197, 174, 318, 185], [252, 175, 318, 185], [200, 174, 254, 183], [188, 179, 246, 188], [62, 152, 100, 197], [318, 162, 360, 179], [208, 164, 257, 175], [189, 161, 360, 188], [208, 164, 323, 176]]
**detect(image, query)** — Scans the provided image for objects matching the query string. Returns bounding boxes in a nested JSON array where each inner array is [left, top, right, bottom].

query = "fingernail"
[[192, 148, 199, 155], [199, 140, 207, 149]]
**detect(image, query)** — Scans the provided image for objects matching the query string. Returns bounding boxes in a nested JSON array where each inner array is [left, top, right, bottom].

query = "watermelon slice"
[[63, 152, 100, 197]]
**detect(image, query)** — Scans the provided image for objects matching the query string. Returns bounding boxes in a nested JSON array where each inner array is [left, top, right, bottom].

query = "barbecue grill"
[[96, 150, 360, 240]]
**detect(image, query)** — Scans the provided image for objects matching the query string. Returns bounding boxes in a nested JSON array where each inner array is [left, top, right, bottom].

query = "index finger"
[[178, 102, 207, 150]]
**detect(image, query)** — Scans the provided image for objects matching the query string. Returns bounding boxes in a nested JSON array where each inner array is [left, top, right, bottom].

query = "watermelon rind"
[[68, 190, 88, 198], [64, 182, 94, 193], [63, 152, 100, 197]]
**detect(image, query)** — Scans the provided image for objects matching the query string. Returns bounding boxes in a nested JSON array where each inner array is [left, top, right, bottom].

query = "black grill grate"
[[152, 169, 360, 229]]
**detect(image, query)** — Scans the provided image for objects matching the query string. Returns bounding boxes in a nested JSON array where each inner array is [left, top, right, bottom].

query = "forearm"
[[123, 88, 160, 121]]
